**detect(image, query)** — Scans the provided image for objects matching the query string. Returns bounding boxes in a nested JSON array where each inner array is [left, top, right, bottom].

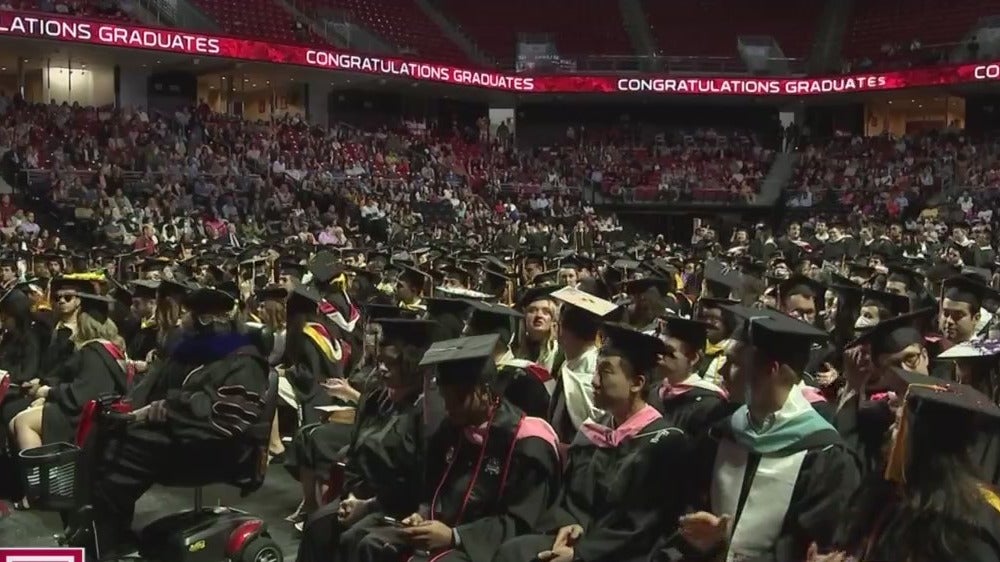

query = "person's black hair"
[[840, 408, 986, 560], [597, 345, 650, 395]]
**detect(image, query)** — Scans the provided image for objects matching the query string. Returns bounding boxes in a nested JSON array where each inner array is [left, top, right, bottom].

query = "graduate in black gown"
[[835, 309, 936, 477], [295, 318, 433, 552], [648, 316, 727, 435], [675, 305, 860, 562], [0, 287, 41, 429], [494, 323, 689, 562], [345, 333, 561, 562], [124, 280, 160, 362], [10, 293, 131, 449], [284, 283, 342, 425], [75, 283, 270, 556], [828, 374, 1000, 561]]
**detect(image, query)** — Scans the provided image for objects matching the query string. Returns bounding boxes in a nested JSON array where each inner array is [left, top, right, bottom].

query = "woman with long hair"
[[283, 284, 344, 425], [515, 287, 560, 372], [0, 287, 42, 429], [10, 293, 131, 450], [824, 375, 1000, 561]]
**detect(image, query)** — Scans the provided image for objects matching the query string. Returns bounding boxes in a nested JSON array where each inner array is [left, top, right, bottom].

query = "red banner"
[[1, 10, 998, 96]]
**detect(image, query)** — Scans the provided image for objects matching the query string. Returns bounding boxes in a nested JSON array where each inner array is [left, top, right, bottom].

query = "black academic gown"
[[0, 329, 41, 426], [84, 337, 269, 554], [345, 399, 561, 562], [287, 326, 340, 425], [126, 322, 158, 362], [648, 382, 727, 436], [297, 388, 424, 562], [494, 412, 688, 562], [496, 362, 551, 420], [676, 416, 861, 562], [41, 341, 131, 444], [835, 478, 1000, 562], [832, 392, 893, 478]]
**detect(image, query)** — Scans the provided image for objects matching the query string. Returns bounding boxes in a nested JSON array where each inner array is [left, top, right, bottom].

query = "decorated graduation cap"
[[703, 259, 742, 298], [846, 307, 937, 358], [722, 304, 829, 370], [938, 337, 1000, 362], [419, 333, 500, 387], [50, 276, 98, 296], [77, 292, 116, 324], [777, 274, 827, 310], [553, 285, 619, 341], [374, 318, 440, 350], [601, 321, 666, 374], [885, 375, 1000, 485], [657, 316, 710, 351]]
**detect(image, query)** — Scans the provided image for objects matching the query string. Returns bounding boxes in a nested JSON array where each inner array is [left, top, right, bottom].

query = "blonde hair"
[[73, 312, 126, 350], [258, 299, 287, 332]]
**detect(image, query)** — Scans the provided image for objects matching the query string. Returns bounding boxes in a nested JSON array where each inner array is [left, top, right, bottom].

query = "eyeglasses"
[[55, 293, 77, 302]]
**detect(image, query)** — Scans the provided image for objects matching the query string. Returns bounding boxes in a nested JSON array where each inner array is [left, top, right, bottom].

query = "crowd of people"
[[4, 92, 1000, 562]]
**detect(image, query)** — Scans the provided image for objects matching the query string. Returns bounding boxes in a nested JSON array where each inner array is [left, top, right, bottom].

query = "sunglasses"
[[55, 293, 77, 302]]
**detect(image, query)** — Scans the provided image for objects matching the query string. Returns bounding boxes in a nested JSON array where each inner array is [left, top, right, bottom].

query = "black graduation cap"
[[129, 279, 160, 300], [861, 288, 911, 317], [481, 268, 512, 295], [309, 251, 343, 285], [374, 318, 439, 350], [441, 264, 471, 286], [159, 277, 193, 300], [846, 307, 937, 357], [703, 259, 742, 297], [559, 254, 592, 271], [288, 283, 324, 311], [658, 316, 709, 350], [886, 265, 923, 292], [847, 262, 876, 282], [624, 277, 673, 296], [466, 301, 523, 335], [577, 276, 612, 301], [50, 277, 97, 296], [366, 303, 418, 321], [777, 274, 827, 310], [419, 334, 500, 387], [522, 251, 546, 268], [600, 322, 666, 373], [722, 304, 829, 368], [255, 285, 288, 302], [425, 297, 473, 319], [530, 269, 559, 287], [77, 292, 115, 324], [279, 261, 308, 280], [517, 285, 561, 309], [184, 283, 237, 313], [942, 275, 999, 310], [398, 266, 432, 290]]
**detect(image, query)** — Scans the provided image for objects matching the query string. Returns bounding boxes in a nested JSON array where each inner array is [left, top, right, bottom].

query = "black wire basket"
[[19, 442, 80, 511]]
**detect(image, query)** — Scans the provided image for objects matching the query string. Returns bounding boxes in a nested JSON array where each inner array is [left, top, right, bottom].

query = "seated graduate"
[[78, 282, 269, 554], [10, 292, 129, 450], [676, 304, 860, 562], [691, 298, 738, 386], [827, 372, 1000, 561], [38, 277, 95, 374], [547, 286, 618, 443], [0, 287, 42, 430], [515, 285, 561, 373], [296, 317, 436, 562], [835, 308, 936, 477], [124, 280, 160, 362], [346, 333, 561, 562], [649, 315, 727, 435], [283, 283, 344, 425], [494, 322, 689, 562], [465, 300, 552, 420]]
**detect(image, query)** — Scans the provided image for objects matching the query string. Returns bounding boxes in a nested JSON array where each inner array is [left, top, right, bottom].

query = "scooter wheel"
[[236, 536, 283, 562]]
